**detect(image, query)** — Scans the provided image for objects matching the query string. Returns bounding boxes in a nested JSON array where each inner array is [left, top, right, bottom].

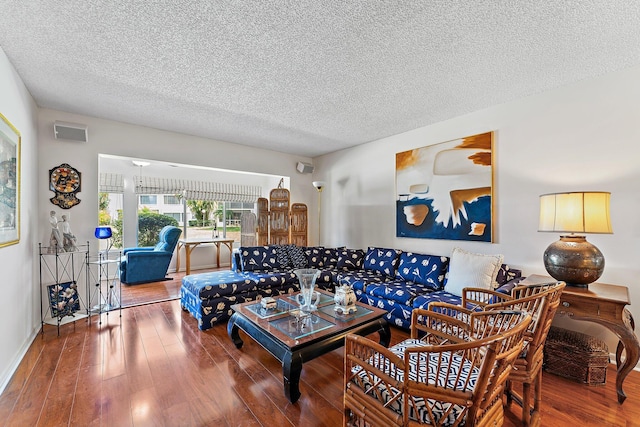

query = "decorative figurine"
[[59, 214, 78, 252], [261, 296, 277, 310], [48, 210, 64, 252], [334, 283, 357, 315]]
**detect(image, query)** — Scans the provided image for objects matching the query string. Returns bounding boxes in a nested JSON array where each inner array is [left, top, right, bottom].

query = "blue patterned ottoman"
[[180, 270, 298, 331]]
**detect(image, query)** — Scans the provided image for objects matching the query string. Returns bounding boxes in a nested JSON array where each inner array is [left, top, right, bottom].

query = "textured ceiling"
[[1, 1, 640, 157]]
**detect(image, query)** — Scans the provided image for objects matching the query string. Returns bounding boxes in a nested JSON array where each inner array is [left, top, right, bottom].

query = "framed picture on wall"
[[0, 113, 20, 248], [396, 131, 495, 242]]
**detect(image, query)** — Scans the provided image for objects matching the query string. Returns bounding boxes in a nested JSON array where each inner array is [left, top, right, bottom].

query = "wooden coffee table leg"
[[378, 319, 391, 347], [283, 351, 302, 403], [227, 314, 244, 349]]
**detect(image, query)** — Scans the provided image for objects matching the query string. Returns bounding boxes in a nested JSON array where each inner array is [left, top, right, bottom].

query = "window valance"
[[99, 173, 125, 193], [134, 176, 261, 203]]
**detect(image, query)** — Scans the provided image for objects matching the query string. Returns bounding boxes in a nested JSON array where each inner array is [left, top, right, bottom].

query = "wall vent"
[[296, 161, 314, 174], [54, 121, 88, 143]]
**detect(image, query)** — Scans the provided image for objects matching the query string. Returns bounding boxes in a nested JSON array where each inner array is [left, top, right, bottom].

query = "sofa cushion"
[[395, 252, 448, 291], [337, 270, 395, 293], [336, 248, 366, 270], [364, 247, 401, 277], [497, 264, 521, 285], [305, 246, 325, 268], [287, 245, 308, 269], [322, 247, 342, 267], [239, 246, 279, 271], [444, 248, 504, 297], [241, 270, 297, 287]]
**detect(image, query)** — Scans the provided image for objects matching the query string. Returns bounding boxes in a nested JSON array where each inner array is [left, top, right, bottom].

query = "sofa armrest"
[[123, 246, 154, 255], [495, 276, 526, 295]]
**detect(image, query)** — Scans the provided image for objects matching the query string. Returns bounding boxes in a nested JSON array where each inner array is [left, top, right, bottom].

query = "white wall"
[[0, 48, 39, 393], [37, 110, 319, 267], [314, 65, 640, 363]]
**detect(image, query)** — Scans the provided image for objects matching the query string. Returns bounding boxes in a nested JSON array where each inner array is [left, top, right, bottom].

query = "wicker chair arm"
[[410, 308, 472, 343], [462, 287, 512, 310]]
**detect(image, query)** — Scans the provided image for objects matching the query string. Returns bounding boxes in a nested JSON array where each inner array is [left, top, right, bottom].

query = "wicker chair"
[[343, 309, 531, 427], [431, 281, 566, 426]]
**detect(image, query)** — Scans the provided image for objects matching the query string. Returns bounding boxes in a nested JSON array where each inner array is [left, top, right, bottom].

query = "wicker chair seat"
[[353, 338, 480, 425]]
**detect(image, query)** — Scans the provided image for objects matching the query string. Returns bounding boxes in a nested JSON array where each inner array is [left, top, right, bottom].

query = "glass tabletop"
[[318, 303, 373, 321], [244, 299, 295, 319], [269, 310, 335, 340]]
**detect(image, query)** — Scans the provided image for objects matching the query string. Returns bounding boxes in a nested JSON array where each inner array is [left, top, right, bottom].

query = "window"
[[165, 212, 183, 223], [139, 195, 157, 204], [164, 195, 180, 204]]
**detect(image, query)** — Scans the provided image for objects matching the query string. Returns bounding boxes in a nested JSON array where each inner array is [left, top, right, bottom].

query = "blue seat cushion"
[[241, 270, 297, 287], [366, 281, 439, 306], [412, 291, 463, 310], [337, 270, 394, 293]]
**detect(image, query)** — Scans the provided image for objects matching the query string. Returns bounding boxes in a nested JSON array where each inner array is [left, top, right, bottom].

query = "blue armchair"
[[119, 225, 182, 284]]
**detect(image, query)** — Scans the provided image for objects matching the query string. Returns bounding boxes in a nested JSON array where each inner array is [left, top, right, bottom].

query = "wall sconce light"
[[312, 181, 326, 245], [538, 191, 612, 286]]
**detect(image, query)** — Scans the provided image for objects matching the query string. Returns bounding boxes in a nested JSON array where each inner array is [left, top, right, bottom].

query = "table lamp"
[[94, 226, 113, 254], [538, 191, 612, 286]]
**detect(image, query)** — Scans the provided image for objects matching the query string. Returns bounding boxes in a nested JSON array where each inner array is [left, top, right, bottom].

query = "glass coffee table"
[[227, 289, 390, 403]]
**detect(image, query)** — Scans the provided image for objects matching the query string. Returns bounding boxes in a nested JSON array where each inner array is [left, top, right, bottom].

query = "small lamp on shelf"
[[538, 191, 612, 287], [94, 226, 113, 256]]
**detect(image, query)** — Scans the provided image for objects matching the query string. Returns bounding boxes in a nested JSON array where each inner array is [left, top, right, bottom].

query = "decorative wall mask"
[[49, 163, 81, 209]]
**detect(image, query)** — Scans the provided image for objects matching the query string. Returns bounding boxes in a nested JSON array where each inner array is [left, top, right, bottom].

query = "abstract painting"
[[396, 131, 494, 242], [0, 113, 20, 248]]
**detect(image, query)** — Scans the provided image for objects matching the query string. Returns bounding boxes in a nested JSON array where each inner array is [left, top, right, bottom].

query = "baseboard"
[[0, 326, 40, 396]]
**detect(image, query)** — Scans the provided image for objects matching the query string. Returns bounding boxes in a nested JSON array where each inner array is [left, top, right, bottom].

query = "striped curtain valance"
[[99, 173, 125, 193], [134, 176, 261, 203]]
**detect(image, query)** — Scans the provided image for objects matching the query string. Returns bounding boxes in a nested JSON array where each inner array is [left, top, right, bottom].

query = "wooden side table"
[[523, 274, 639, 403], [176, 238, 234, 274]]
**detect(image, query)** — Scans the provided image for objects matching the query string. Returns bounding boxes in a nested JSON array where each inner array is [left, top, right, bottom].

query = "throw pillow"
[[444, 247, 504, 297], [364, 247, 401, 277], [274, 245, 291, 269], [239, 246, 279, 271], [287, 245, 308, 269]]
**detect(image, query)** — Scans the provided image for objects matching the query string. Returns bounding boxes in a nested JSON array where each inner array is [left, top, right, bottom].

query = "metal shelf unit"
[[87, 251, 122, 323], [38, 242, 90, 335]]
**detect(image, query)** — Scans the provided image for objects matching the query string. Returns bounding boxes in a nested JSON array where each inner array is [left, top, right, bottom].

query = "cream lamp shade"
[[538, 191, 612, 287], [539, 192, 612, 234]]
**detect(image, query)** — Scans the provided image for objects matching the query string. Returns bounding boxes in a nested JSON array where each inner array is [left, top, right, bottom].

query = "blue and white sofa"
[[180, 245, 521, 331]]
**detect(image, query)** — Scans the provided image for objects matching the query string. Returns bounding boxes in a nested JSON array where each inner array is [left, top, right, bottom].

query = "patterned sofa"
[[180, 245, 521, 331]]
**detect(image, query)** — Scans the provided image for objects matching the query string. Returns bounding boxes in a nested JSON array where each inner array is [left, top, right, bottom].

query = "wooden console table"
[[522, 274, 639, 404], [176, 238, 234, 275]]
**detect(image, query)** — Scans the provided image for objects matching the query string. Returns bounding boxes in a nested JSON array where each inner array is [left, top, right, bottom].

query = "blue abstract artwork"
[[396, 132, 494, 242]]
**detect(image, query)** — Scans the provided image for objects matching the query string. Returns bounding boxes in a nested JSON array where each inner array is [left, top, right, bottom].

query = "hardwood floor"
[[2, 288, 639, 426], [120, 268, 221, 308]]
